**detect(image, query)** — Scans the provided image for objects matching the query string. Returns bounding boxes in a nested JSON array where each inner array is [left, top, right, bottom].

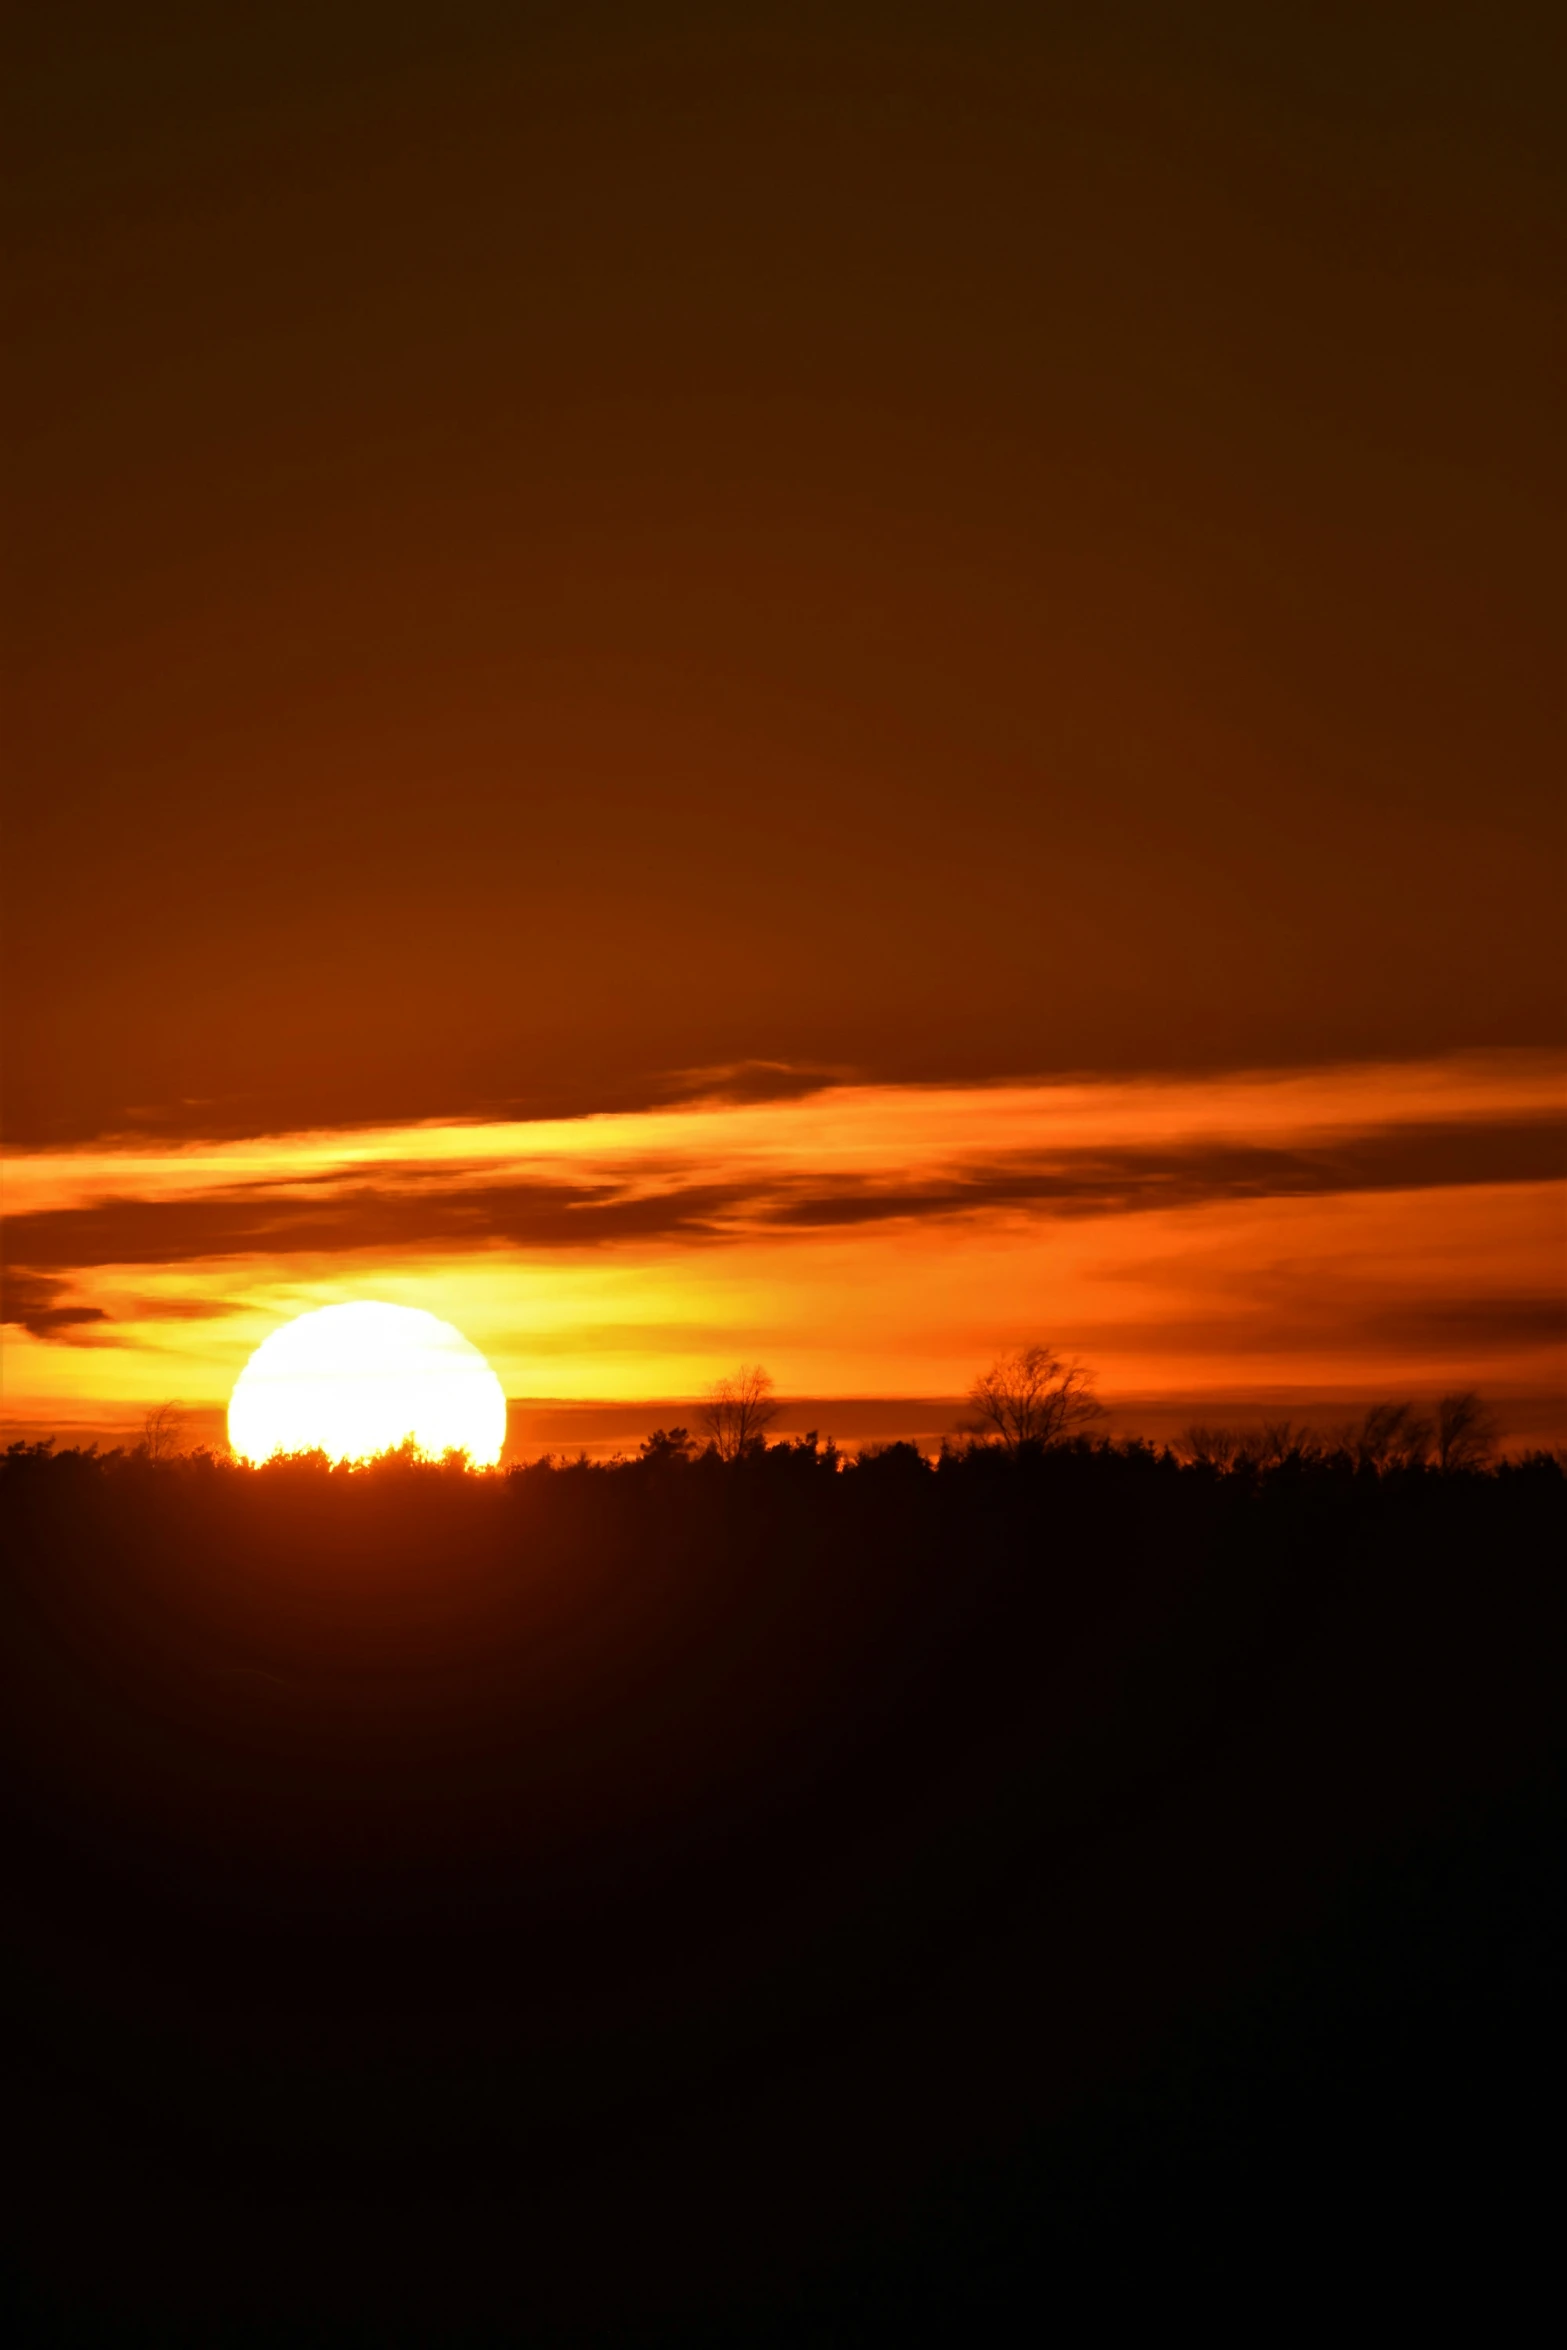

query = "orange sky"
[[5, 1052, 1561, 1447], [4, 10, 1560, 1444], [8, 6, 1560, 1155]]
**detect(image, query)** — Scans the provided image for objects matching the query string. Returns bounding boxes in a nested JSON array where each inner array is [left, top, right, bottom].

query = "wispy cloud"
[[2, 1271, 110, 1341], [3, 1053, 1562, 1416], [8, 1055, 1561, 1272], [8, 1117, 1561, 1291]]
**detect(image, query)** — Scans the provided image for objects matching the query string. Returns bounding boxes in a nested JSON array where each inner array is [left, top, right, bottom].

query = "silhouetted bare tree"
[[962, 1345, 1104, 1453], [1180, 1424, 1241, 1470], [1254, 1420, 1322, 1468], [1435, 1390, 1500, 1472], [1183, 1419, 1320, 1470], [1334, 1401, 1432, 1473], [139, 1401, 187, 1462], [701, 1367, 779, 1461]]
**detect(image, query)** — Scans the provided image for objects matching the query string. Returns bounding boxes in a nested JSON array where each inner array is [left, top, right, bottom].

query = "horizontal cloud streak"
[[4, 1116, 1562, 1317], [3, 1057, 1562, 1436], [2, 1271, 110, 1340], [1356, 1297, 1566, 1348]]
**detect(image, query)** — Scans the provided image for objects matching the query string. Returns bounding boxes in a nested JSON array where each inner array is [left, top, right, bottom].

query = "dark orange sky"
[[9, 1, 1561, 1150]]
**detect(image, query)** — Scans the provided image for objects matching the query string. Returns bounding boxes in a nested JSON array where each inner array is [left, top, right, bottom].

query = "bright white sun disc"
[[228, 1302, 507, 1466]]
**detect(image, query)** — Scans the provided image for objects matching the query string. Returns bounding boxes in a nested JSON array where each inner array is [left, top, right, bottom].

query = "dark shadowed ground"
[[6, 1438, 1563, 2342]]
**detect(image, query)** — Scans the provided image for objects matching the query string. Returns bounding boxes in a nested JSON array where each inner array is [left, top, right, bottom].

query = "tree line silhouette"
[[109, 1343, 1527, 1480], [4, 1346, 1562, 2343]]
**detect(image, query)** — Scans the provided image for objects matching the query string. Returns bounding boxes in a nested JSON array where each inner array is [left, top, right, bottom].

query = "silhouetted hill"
[[5, 1439, 1563, 2342]]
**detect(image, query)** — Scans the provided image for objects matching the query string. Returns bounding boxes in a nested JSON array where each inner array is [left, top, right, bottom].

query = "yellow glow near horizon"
[[4, 1053, 1561, 1443], [227, 1302, 507, 1466]]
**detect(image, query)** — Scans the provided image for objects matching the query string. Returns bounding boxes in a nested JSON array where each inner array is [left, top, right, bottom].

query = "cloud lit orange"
[[3, 1051, 1561, 1453]]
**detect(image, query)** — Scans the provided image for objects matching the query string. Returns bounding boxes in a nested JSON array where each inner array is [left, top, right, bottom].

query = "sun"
[[228, 1302, 508, 1466]]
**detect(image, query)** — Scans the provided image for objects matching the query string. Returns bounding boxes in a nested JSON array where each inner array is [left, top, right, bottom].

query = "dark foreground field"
[[6, 1438, 1564, 2343]]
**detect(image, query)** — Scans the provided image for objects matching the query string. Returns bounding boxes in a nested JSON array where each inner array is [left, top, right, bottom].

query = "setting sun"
[[227, 1301, 507, 1466]]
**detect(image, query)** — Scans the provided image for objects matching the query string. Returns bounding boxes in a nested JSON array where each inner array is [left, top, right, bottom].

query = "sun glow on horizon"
[[227, 1301, 507, 1466], [4, 1052, 1558, 1446]]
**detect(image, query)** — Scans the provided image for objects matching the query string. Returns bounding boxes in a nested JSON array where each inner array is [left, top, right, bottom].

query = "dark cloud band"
[[4, 1112, 1561, 1338]]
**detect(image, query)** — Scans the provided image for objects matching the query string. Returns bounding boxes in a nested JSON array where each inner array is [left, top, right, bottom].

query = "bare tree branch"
[[700, 1365, 779, 1461], [960, 1345, 1104, 1454], [1435, 1390, 1499, 1472], [139, 1400, 187, 1462], [1329, 1401, 1433, 1473]]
